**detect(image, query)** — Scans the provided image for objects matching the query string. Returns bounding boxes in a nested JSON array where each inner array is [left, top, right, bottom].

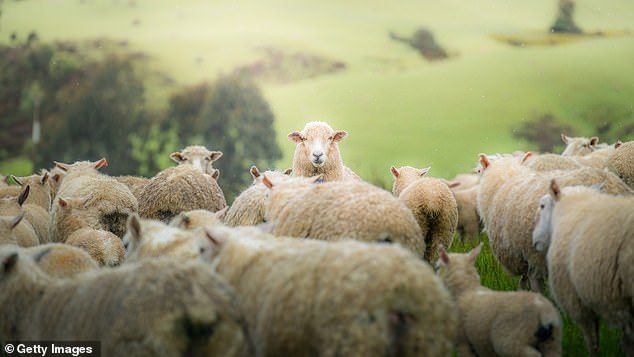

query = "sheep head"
[[288, 121, 347, 169]]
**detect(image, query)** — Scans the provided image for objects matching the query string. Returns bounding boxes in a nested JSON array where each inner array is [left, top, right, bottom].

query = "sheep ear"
[[521, 152, 533, 163], [438, 245, 450, 265], [468, 243, 483, 263], [250, 166, 261, 179], [58, 197, 68, 208], [390, 166, 400, 178], [478, 154, 490, 170], [2, 252, 19, 274], [94, 158, 108, 170], [589, 137, 599, 146], [204, 228, 227, 249], [127, 214, 142, 242], [170, 151, 184, 163], [446, 181, 461, 189], [419, 167, 431, 177], [10, 213, 25, 230], [288, 131, 303, 143], [262, 175, 273, 189], [209, 151, 223, 162], [40, 172, 49, 185], [614, 141, 622, 149], [332, 130, 347, 142], [54, 161, 70, 172], [10, 175, 23, 186], [283, 168, 292, 175], [211, 169, 220, 180], [17, 185, 30, 206], [550, 180, 561, 201], [561, 133, 569, 144]]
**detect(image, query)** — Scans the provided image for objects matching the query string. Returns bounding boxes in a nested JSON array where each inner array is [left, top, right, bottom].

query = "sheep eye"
[[540, 204, 545, 209], [327, 136, 333, 141]]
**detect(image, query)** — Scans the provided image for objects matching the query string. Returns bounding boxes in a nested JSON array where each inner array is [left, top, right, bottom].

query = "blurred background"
[[1, 0, 633, 200]]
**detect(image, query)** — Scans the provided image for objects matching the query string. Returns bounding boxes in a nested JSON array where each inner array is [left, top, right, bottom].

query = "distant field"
[[3, 0, 634, 181]]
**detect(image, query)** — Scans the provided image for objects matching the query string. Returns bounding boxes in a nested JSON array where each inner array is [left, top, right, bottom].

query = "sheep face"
[[170, 145, 223, 175], [289, 122, 347, 168], [560, 134, 600, 156], [532, 180, 560, 252]]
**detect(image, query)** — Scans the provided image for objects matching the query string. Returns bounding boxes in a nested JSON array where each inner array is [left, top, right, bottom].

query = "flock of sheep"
[[1, 120, 633, 356]]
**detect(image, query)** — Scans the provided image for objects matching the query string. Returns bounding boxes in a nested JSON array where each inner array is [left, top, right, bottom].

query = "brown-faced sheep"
[[288, 121, 360, 182], [390, 166, 458, 263]]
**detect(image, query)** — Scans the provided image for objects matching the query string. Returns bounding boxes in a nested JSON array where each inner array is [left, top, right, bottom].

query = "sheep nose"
[[313, 151, 324, 159]]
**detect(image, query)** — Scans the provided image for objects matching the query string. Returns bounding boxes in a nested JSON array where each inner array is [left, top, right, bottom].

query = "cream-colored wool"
[[223, 166, 292, 227], [0, 214, 38, 247], [453, 185, 482, 243], [0, 185, 48, 244], [264, 175, 425, 258], [288, 121, 360, 182], [560, 134, 600, 156], [437, 244, 562, 357], [4, 171, 52, 210], [477, 153, 632, 293], [448, 172, 480, 190], [139, 164, 226, 222], [525, 153, 582, 172], [391, 166, 458, 263], [170, 145, 223, 175], [205, 226, 457, 357], [532, 183, 634, 356], [114, 175, 150, 202], [170, 209, 223, 230], [24, 243, 98, 277], [0, 245, 251, 356], [0, 174, 8, 187], [606, 141, 634, 190]]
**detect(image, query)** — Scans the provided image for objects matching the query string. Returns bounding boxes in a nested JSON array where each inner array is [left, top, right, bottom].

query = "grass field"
[[2, 1, 633, 354]]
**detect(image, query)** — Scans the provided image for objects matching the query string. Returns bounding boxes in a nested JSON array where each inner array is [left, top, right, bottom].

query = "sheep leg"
[[579, 316, 600, 357]]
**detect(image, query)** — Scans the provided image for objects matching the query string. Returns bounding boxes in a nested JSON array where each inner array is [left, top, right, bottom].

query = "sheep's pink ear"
[[521, 152, 533, 163], [170, 151, 184, 163], [561, 133, 569, 144], [40, 172, 49, 185], [54, 161, 70, 172], [58, 197, 68, 208], [390, 166, 400, 178], [94, 158, 108, 169], [250, 166, 261, 179], [468, 242, 483, 263], [211, 169, 220, 180], [478, 154, 490, 170], [589, 137, 599, 146], [447, 181, 461, 189], [17, 185, 30, 206], [262, 175, 273, 189], [419, 167, 431, 177], [10, 175, 23, 186], [127, 214, 142, 242], [332, 130, 347, 142], [51, 173, 61, 184], [283, 168, 292, 175], [209, 151, 223, 162], [438, 245, 450, 265], [2, 251, 19, 274], [615, 141, 622, 149], [288, 131, 303, 143], [10, 213, 25, 230], [550, 180, 561, 202]]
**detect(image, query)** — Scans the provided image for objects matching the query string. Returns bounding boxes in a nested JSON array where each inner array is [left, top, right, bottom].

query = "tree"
[[551, 0, 582, 34]]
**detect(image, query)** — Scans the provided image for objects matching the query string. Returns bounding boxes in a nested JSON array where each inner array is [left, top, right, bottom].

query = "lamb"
[[437, 244, 562, 356], [0, 185, 48, 244], [477, 152, 632, 292], [532, 180, 634, 356], [288, 121, 360, 182], [0, 245, 252, 356], [203, 226, 457, 356], [560, 134, 600, 156], [55, 195, 125, 266], [170, 145, 223, 175], [124, 214, 216, 262], [24, 243, 99, 278], [606, 141, 634, 190], [50, 158, 138, 241], [390, 166, 458, 263], [170, 209, 224, 230], [262, 174, 426, 259], [138, 164, 226, 222], [2, 171, 52, 210], [223, 166, 292, 227], [0, 213, 38, 247]]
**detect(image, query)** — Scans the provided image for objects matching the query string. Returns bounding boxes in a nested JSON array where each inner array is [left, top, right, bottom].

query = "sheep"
[[138, 164, 226, 222], [114, 175, 150, 202], [223, 165, 292, 227], [448, 172, 480, 190], [606, 141, 634, 190], [262, 174, 426, 259], [532, 180, 634, 356], [390, 166, 458, 263], [560, 134, 600, 156], [170, 145, 223, 175], [124, 213, 216, 262], [170, 209, 224, 230], [477, 152, 632, 293], [0, 170, 52, 210], [437, 244, 562, 356], [0, 245, 252, 357], [0, 213, 38, 247], [288, 121, 360, 182], [24, 243, 99, 278], [50, 158, 138, 241], [0, 184, 48, 244], [524, 153, 583, 172], [452, 184, 482, 243], [203, 226, 457, 356]]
